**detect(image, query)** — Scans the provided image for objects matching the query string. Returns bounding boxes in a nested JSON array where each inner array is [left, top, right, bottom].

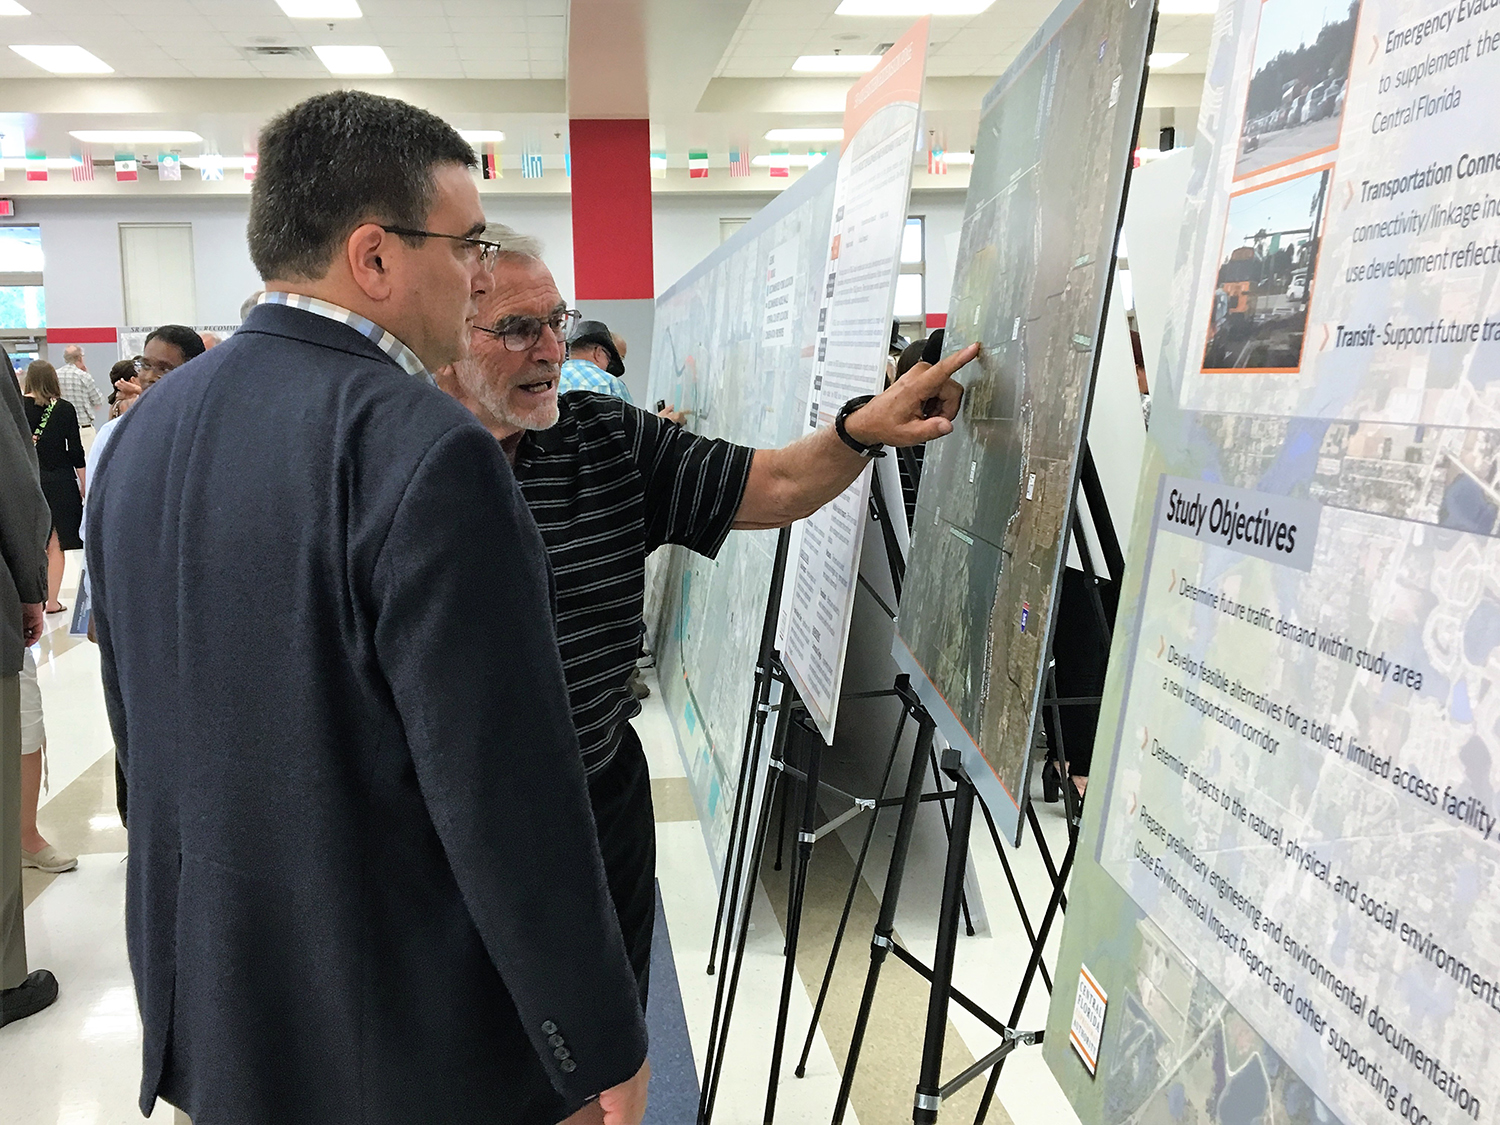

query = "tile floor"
[[4, 553, 1085, 1125]]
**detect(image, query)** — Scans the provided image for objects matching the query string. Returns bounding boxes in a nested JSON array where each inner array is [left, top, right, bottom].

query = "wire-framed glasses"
[[472, 309, 581, 352]]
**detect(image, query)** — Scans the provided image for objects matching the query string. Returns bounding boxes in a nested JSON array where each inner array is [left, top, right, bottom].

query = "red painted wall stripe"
[[925, 313, 947, 329], [47, 327, 118, 344], [570, 119, 654, 301]]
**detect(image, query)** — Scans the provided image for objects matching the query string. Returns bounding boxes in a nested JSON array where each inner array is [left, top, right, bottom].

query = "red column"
[[569, 119, 654, 301]]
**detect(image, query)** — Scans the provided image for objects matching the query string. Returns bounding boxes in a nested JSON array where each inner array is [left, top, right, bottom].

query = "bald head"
[[62, 344, 85, 368]]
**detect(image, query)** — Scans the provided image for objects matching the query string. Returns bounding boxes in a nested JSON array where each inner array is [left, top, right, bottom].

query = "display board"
[[646, 155, 838, 869], [780, 17, 931, 743], [890, 0, 1156, 845], [1046, 0, 1500, 1120]]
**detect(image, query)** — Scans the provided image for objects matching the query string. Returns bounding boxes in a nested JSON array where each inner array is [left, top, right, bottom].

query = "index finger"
[[906, 342, 980, 390]]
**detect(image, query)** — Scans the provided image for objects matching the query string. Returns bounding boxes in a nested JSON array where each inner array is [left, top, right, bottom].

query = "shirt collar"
[[257, 291, 431, 383]]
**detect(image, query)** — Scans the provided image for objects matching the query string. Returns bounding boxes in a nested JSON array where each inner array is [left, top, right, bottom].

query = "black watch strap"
[[834, 395, 884, 458]]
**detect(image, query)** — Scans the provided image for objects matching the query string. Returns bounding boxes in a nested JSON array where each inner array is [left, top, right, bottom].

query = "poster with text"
[[1045, 0, 1500, 1121], [780, 17, 931, 743]]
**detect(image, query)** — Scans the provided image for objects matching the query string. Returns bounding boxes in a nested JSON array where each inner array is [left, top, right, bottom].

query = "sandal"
[[45, 604, 67, 615]]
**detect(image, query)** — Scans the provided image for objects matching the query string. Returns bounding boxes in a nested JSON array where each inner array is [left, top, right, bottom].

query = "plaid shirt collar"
[[257, 291, 431, 383]]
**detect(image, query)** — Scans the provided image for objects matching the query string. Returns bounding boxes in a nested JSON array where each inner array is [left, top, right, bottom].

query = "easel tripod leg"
[[912, 774, 976, 1124], [831, 715, 935, 1125]]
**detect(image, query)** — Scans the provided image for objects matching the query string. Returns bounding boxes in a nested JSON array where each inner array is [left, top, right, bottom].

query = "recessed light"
[[765, 128, 844, 142], [792, 55, 883, 73], [1148, 52, 1189, 67], [835, 0, 995, 14], [70, 130, 203, 145], [1157, 0, 1217, 12], [458, 130, 506, 143], [313, 44, 391, 74], [275, 0, 363, 16], [0, 1, 31, 15], [9, 44, 112, 73]]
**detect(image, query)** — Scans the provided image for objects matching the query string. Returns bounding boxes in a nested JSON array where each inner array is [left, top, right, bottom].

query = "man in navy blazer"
[[86, 91, 649, 1125]]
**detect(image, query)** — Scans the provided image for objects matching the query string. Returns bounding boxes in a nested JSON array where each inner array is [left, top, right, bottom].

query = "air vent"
[[240, 45, 316, 60]]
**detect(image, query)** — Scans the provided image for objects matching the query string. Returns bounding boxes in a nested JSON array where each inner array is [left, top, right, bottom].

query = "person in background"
[[18, 644, 74, 873], [199, 332, 223, 349], [559, 318, 633, 402], [89, 90, 649, 1125], [0, 347, 58, 1029], [22, 362, 85, 616], [436, 240, 975, 1008], [107, 326, 206, 419], [54, 345, 105, 439]]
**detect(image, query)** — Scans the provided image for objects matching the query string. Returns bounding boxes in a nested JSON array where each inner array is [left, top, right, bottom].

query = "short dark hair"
[[246, 90, 476, 282], [146, 324, 207, 362]]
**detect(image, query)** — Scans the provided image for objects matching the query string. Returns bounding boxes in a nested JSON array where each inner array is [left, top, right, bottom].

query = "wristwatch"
[[834, 395, 884, 458]]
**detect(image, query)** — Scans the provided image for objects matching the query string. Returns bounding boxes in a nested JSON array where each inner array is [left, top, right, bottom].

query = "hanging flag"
[[72, 145, 94, 182], [26, 151, 47, 182], [808, 150, 829, 166], [650, 151, 667, 179], [729, 147, 750, 178], [199, 154, 224, 181], [928, 145, 947, 175], [688, 150, 709, 179], [481, 143, 501, 179], [769, 150, 790, 178], [158, 153, 181, 181], [243, 154, 258, 182], [521, 146, 543, 179], [115, 154, 138, 182], [564, 148, 571, 177]]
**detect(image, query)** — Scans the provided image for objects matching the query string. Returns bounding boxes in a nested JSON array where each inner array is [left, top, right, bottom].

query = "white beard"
[[453, 355, 559, 433]]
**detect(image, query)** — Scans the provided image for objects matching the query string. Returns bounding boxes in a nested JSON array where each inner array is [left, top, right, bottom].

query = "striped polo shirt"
[[515, 392, 754, 776]]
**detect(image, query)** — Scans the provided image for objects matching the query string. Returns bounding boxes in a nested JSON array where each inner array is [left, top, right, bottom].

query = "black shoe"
[[1041, 759, 1062, 804], [0, 969, 59, 1027]]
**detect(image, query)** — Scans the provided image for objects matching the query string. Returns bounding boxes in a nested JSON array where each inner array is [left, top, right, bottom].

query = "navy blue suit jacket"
[[86, 302, 647, 1124]]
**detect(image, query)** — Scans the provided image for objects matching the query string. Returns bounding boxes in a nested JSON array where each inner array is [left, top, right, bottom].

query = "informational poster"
[[889, 0, 1155, 844], [1046, 0, 1500, 1120], [645, 155, 837, 869], [780, 17, 930, 743]]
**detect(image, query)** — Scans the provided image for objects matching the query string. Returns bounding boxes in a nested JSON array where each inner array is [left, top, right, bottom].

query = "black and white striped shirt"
[[515, 392, 754, 776]]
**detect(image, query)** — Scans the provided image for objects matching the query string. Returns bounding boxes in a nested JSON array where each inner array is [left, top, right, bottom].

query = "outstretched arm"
[[732, 343, 977, 530]]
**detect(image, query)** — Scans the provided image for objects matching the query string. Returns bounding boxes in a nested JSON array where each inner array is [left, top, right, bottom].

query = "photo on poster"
[[1234, 0, 1359, 180], [1201, 165, 1330, 373]]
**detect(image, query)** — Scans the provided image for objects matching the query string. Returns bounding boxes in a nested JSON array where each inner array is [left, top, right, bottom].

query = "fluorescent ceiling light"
[[1157, 0, 1217, 12], [793, 54, 882, 73], [9, 44, 112, 73], [182, 156, 254, 169], [1149, 52, 1189, 67], [275, 0, 363, 16], [0, 2, 32, 15], [835, 0, 995, 13], [752, 153, 827, 167], [458, 130, 506, 143], [943, 151, 974, 164], [70, 130, 203, 145], [765, 128, 844, 142], [313, 44, 391, 74]]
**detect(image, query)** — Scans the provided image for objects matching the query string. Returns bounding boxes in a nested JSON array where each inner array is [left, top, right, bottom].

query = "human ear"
[[347, 223, 394, 301]]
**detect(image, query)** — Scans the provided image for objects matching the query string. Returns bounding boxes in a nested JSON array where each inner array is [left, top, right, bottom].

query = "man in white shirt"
[[54, 345, 105, 437]]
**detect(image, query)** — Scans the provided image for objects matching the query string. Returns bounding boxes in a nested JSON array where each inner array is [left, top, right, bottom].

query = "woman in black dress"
[[22, 360, 86, 614]]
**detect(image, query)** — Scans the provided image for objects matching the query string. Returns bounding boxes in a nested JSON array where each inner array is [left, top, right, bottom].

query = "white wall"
[[28, 187, 968, 381]]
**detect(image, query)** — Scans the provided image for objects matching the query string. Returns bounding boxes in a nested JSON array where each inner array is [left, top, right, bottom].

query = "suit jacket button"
[[553, 1046, 571, 1060], [560, 1059, 577, 1073], [548, 1034, 565, 1048], [541, 1021, 558, 1035]]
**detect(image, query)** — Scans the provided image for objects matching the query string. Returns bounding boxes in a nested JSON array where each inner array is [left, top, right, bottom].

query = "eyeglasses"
[[472, 309, 581, 352], [134, 357, 178, 376], [379, 225, 504, 269]]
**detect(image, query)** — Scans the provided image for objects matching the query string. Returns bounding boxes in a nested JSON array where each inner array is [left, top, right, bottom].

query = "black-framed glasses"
[[380, 225, 503, 269], [472, 310, 581, 352]]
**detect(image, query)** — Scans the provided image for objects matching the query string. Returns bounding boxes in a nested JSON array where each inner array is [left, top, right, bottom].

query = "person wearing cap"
[[559, 320, 634, 403]]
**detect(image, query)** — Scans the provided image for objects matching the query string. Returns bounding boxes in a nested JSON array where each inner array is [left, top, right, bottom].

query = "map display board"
[[646, 155, 837, 869], [890, 0, 1156, 845], [1045, 0, 1500, 1120], [780, 18, 931, 744]]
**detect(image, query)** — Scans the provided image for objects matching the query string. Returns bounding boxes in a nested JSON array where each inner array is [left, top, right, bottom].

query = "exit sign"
[[0, 199, 14, 217]]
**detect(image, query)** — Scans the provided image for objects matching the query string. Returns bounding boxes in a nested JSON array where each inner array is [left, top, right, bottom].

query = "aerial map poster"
[[1045, 0, 1500, 1119], [646, 155, 837, 870], [890, 0, 1156, 845], [780, 17, 930, 744]]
